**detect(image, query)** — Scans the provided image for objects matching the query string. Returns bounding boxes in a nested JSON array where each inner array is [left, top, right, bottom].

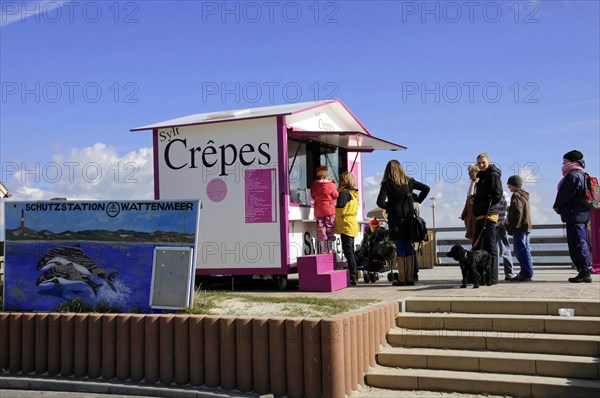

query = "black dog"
[[446, 245, 492, 288]]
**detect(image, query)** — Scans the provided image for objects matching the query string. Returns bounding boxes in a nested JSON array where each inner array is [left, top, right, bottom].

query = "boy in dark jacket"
[[504, 175, 533, 281], [553, 150, 592, 283]]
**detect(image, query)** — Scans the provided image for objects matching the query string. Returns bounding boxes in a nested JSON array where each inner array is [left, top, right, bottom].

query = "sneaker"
[[510, 274, 532, 282], [505, 274, 516, 281], [568, 271, 592, 283]]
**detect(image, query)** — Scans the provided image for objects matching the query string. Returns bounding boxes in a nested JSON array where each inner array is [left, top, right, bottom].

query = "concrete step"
[[377, 346, 600, 379], [387, 327, 600, 356], [366, 298, 600, 397], [404, 298, 600, 317], [365, 366, 600, 398], [396, 312, 600, 335]]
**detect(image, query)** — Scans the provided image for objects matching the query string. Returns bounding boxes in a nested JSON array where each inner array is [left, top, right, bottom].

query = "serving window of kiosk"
[[288, 139, 348, 206]]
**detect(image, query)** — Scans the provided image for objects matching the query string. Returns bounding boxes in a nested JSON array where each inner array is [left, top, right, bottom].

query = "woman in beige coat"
[[460, 164, 479, 242]]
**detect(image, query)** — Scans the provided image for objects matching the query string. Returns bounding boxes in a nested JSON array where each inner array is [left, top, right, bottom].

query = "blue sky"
[[1, 0, 599, 229]]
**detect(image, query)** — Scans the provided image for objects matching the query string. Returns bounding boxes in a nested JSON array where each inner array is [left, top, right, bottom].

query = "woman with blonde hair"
[[376, 160, 430, 286], [334, 171, 360, 285], [461, 163, 479, 242]]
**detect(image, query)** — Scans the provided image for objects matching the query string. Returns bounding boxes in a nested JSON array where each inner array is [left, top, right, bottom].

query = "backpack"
[[578, 171, 600, 210]]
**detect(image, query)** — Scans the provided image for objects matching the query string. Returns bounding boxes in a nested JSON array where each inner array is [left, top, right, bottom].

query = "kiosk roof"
[[131, 99, 406, 151], [131, 99, 365, 132]]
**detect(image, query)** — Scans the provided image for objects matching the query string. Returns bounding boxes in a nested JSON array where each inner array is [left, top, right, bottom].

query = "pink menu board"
[[245, 168, 277, 223]]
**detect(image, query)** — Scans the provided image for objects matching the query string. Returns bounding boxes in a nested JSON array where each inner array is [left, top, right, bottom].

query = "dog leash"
[[472, 199, 492, 249]]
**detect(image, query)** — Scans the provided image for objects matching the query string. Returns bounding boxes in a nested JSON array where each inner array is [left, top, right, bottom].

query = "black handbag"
[[406, 210, 428, 243], [404, 183, 428, 243]]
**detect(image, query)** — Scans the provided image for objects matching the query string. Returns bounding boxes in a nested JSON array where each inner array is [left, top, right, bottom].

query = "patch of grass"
[[56, 297, 92, 313], [183, 290, 233, 314], [183, 289, 377, 317], [55, 297, 122, 313], [92, 301, 123, 313]]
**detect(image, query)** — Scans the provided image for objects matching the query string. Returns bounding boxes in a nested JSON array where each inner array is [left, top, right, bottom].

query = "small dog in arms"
[[446, 245, 492, 288]]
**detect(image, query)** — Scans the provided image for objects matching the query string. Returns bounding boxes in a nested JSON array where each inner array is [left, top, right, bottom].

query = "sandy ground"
[[351, 385, 512, 397], [205, 297, 370, 318]]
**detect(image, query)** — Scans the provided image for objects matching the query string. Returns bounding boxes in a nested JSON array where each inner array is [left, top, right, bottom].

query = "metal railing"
[[428, 224, 570, 267]]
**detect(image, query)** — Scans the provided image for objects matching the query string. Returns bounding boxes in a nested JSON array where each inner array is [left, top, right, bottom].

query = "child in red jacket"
[[311, 166, 339, 253]]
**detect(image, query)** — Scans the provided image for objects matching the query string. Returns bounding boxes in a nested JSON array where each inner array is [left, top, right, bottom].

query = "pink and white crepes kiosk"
[[131, 99, 406, 289]]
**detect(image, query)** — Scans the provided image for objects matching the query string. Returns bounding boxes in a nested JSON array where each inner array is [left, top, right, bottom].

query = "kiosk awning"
[[288, 130, 406, 152]]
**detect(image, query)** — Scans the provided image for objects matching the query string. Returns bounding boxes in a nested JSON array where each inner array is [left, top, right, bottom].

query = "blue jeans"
[[566, 222, 592, 273], [497, 224, 514, 276], [512, 232, 533, 278]]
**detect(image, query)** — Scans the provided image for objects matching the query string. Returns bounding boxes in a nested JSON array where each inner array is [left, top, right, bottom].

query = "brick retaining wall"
[[0, 302, 398, 398]]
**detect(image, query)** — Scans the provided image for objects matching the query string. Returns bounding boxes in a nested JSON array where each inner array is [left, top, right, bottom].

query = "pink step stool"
[[297, 254, 348, 292]]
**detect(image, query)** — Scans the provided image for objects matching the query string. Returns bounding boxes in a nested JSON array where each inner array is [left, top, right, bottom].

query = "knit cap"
[[563, 150, 584, 163], [507, 175, 523, 188]]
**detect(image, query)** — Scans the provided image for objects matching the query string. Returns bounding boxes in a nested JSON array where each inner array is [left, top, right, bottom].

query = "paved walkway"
[[230, 265, 600, 303]]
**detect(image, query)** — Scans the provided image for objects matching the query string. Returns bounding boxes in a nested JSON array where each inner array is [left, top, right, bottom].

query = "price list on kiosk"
[[244, 168, 277, 223]]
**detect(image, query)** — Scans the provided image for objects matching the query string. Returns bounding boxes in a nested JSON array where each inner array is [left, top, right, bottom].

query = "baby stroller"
[[355, 220, 396, 283]]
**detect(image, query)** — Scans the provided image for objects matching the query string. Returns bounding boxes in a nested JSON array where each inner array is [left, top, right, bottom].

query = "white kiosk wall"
[[156, 118, 281, 271]]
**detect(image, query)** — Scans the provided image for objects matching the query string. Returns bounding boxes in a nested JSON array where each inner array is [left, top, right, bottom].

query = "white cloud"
[[4, 142, 154, 201]]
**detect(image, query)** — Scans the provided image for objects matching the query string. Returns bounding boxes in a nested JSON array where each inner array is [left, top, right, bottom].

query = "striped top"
[[497, 191, 510, 223]]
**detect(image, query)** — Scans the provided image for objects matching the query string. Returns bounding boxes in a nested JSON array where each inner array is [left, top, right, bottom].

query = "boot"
[[568, 270, 592, 283], [406, 255, 415, 286], [393, 257, 406, 286]]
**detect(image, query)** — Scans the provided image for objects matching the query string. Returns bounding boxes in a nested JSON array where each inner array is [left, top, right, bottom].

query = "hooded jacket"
[[334, 187, 359, 237], [473, 164, 503, 217], [505, 188, 532, 234], [311, 178, 339, 218], [553, 168, 590, 224]]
